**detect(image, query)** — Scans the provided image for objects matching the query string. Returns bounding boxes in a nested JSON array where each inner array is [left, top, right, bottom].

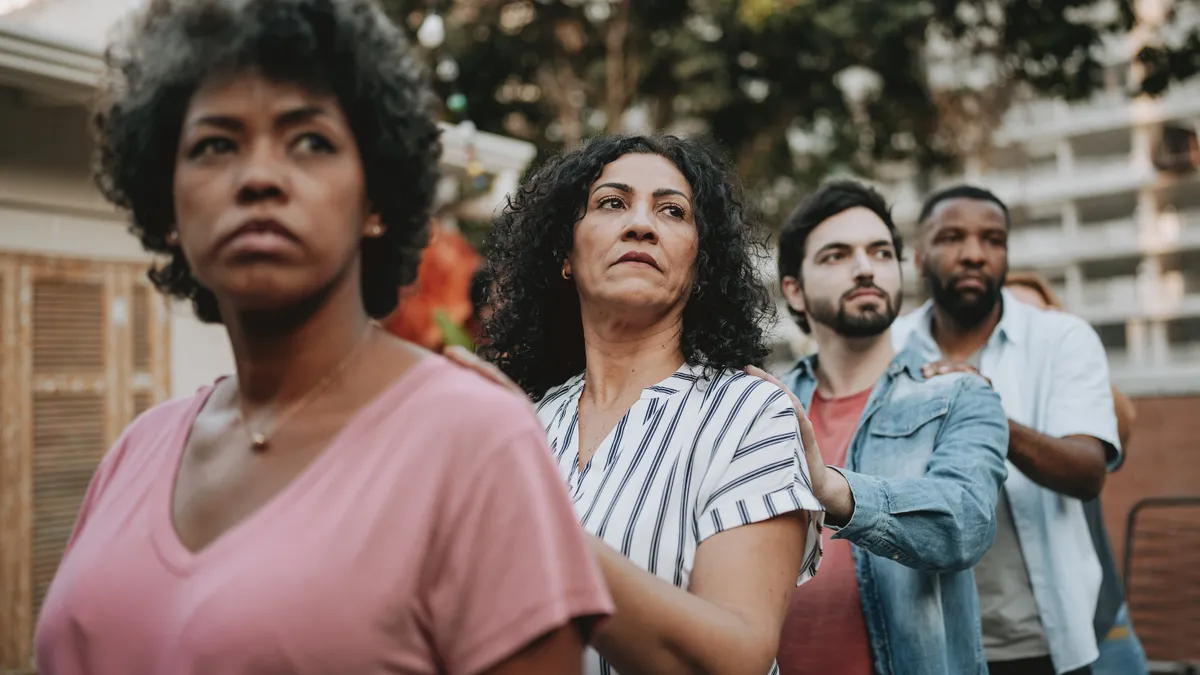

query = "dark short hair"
[[776, 180, 902, 333], [94, 0, 441, 323], [918, 185, 1011, 229], [482, 134, 774, 399]]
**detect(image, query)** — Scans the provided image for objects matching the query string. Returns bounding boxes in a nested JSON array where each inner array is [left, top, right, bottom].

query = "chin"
[[214, 270, 334, 316], [596, 286, 680, 312]]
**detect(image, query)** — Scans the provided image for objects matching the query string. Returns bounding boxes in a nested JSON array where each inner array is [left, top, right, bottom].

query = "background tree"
[[385, 0, 1200, 221]]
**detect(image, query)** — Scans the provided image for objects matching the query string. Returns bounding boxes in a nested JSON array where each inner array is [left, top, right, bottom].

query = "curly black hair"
[[94, 0, 441, 323], [482, 134, 775, 399]]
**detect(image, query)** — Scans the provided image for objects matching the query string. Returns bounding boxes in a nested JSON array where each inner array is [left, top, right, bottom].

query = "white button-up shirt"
[[536, 363, 824, 675], [892, 289, 1121, 673]]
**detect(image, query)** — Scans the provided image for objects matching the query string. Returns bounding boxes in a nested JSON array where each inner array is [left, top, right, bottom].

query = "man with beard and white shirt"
[[762, 181, 1009, 675], [892, 185, 1122, 675]]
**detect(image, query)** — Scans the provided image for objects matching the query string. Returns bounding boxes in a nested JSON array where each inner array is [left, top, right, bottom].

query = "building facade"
[[890, 71, 1200, 397]]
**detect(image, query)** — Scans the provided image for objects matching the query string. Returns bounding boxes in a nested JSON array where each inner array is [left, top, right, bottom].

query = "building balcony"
[[1082, 275, 1141, 312], [995, 78, 1200, 146], [981, 157, 1155, 207], [1007, 209, 1200, 269], [1109, 342, 1200, 396], [1078, 271, 1200, 324]]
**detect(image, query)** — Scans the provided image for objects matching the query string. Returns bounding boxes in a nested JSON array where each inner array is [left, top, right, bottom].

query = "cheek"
[[924, 251, 950, 275], [306, 164, 370, 246], [667, 230, 699, 277], [172, 166, 220, 236], [569, 218, 606, 267], [880, 264, 904, 291]]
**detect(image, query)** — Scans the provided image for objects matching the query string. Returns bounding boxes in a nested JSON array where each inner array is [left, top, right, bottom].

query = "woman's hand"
[[920, 360, 992, 387], [744, 366, 853, 525]]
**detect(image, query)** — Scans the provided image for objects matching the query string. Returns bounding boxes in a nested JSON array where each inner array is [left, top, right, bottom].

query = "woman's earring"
[[561, 267, 572, 280], [166, 230, 180, 245], [368, 223, 385, 237]]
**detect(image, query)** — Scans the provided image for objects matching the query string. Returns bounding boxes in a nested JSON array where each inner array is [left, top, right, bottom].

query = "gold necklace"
[[234, 321, 378, 452]]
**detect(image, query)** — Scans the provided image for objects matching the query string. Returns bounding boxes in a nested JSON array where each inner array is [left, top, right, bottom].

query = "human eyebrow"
[[592, 182, 633, 196], [274, 105, 334, 131], [653, 188, 692, 205]]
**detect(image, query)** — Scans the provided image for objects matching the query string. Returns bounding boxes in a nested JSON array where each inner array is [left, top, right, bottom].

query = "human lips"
[[953, 274, 988, 291], [220, 217, 300, 257], [846, 287, 885, 301], [616, 251, 661, 271]]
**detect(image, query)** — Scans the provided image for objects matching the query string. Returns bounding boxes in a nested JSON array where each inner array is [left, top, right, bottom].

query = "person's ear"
[[781, 276, 806, 316]]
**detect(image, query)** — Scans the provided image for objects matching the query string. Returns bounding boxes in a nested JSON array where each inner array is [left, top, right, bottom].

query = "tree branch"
[[604, 0, 632, 132]]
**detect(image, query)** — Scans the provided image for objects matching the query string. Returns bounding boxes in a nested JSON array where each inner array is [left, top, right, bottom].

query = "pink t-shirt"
[[35, 356, 613, 675]]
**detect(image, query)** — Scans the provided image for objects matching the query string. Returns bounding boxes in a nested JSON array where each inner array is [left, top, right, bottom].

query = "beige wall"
[[0, 90, 236, 398]]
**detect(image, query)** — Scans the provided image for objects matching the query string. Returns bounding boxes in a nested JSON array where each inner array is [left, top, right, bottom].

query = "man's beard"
[[924, 265, 1005, 329], [806, 283, 899, 339]]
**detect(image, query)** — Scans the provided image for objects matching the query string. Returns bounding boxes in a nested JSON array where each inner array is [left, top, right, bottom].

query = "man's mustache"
[[841, 282, 890, 303]]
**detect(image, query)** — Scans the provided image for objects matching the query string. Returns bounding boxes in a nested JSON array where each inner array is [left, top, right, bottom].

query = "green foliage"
[[433, 308, 476, 351], [385, 0, 1198, 220]]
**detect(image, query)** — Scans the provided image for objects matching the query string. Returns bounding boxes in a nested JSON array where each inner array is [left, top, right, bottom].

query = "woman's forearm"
[[586, 535, 780, 675]]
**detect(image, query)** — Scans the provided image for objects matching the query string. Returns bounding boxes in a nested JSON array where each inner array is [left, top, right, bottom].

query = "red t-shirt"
[[777, 386, 874, 675]]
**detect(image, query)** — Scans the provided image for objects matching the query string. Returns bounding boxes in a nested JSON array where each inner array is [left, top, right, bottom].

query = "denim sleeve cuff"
[[828, 467, 888, 544]]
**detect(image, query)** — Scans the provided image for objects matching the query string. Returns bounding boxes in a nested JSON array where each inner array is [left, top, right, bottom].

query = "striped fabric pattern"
[[537, 363, 825, 675]]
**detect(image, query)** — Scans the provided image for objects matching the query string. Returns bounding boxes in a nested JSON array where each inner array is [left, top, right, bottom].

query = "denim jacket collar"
[[783, 347, 928, 412]]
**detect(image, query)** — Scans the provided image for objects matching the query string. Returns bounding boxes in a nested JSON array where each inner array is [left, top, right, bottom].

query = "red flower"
[[382, 221, 481, 351]]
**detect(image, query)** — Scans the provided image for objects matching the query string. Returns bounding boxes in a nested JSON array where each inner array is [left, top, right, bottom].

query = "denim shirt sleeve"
[[830, 376, 1010, 572]]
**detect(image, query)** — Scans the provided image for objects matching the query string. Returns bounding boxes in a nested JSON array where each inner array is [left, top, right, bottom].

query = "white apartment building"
[[886, 63, 1200, 397], [760, 1, 1200, 398]]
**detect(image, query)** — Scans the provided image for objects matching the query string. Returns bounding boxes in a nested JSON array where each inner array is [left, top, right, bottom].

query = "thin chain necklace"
[[234, 320, 378, 452]]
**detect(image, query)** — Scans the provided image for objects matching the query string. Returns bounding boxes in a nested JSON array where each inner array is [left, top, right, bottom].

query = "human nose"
[[851, 249, 875, 280], [958, 236, 985, 266], [622, 202, 658, 243], [235, 140, 288, 205]]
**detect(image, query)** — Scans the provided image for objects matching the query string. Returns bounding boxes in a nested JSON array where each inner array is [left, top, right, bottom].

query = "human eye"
[[187, 136, 237, 160], [293, 132, 336, 154], [875, 248, 895, 259], [597, 196, 625, 210], [661, 204, 687, 219]]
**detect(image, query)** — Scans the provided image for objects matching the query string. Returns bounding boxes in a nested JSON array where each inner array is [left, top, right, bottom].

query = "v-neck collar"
[[150, 356, 443, 575]]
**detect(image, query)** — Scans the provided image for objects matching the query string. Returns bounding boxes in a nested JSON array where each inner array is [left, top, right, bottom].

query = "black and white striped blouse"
[[536, 363, 824, 675]]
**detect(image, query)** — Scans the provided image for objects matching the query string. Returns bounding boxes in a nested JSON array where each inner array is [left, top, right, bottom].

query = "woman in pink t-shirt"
[[32, 1, 612, 674]]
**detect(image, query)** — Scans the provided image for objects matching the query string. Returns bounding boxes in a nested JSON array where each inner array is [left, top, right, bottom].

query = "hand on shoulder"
[[921, 360, 992, 388]]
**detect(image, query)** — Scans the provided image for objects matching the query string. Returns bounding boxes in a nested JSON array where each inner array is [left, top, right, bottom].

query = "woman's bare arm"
[[588, 514, 807, 675]]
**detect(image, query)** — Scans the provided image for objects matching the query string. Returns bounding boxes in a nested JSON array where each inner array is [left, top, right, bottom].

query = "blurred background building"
[[891, 64, 1200, 399]]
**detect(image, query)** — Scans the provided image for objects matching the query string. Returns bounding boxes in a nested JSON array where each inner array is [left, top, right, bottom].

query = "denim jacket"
[[781, 348, 1009, 675]]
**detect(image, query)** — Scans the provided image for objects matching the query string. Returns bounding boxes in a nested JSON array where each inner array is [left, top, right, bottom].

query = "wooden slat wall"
[[0, 260, 24, 669], [30, 273, 107, 626], [0, 253, 171, 671]]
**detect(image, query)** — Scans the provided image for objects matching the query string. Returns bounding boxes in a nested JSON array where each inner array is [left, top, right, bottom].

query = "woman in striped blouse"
[[475, 134, 824, 675]]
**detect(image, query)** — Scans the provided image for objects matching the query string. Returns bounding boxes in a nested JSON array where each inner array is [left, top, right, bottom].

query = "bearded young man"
[[763, 181, 1009, 675], [892, 185, 1123, 675]]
